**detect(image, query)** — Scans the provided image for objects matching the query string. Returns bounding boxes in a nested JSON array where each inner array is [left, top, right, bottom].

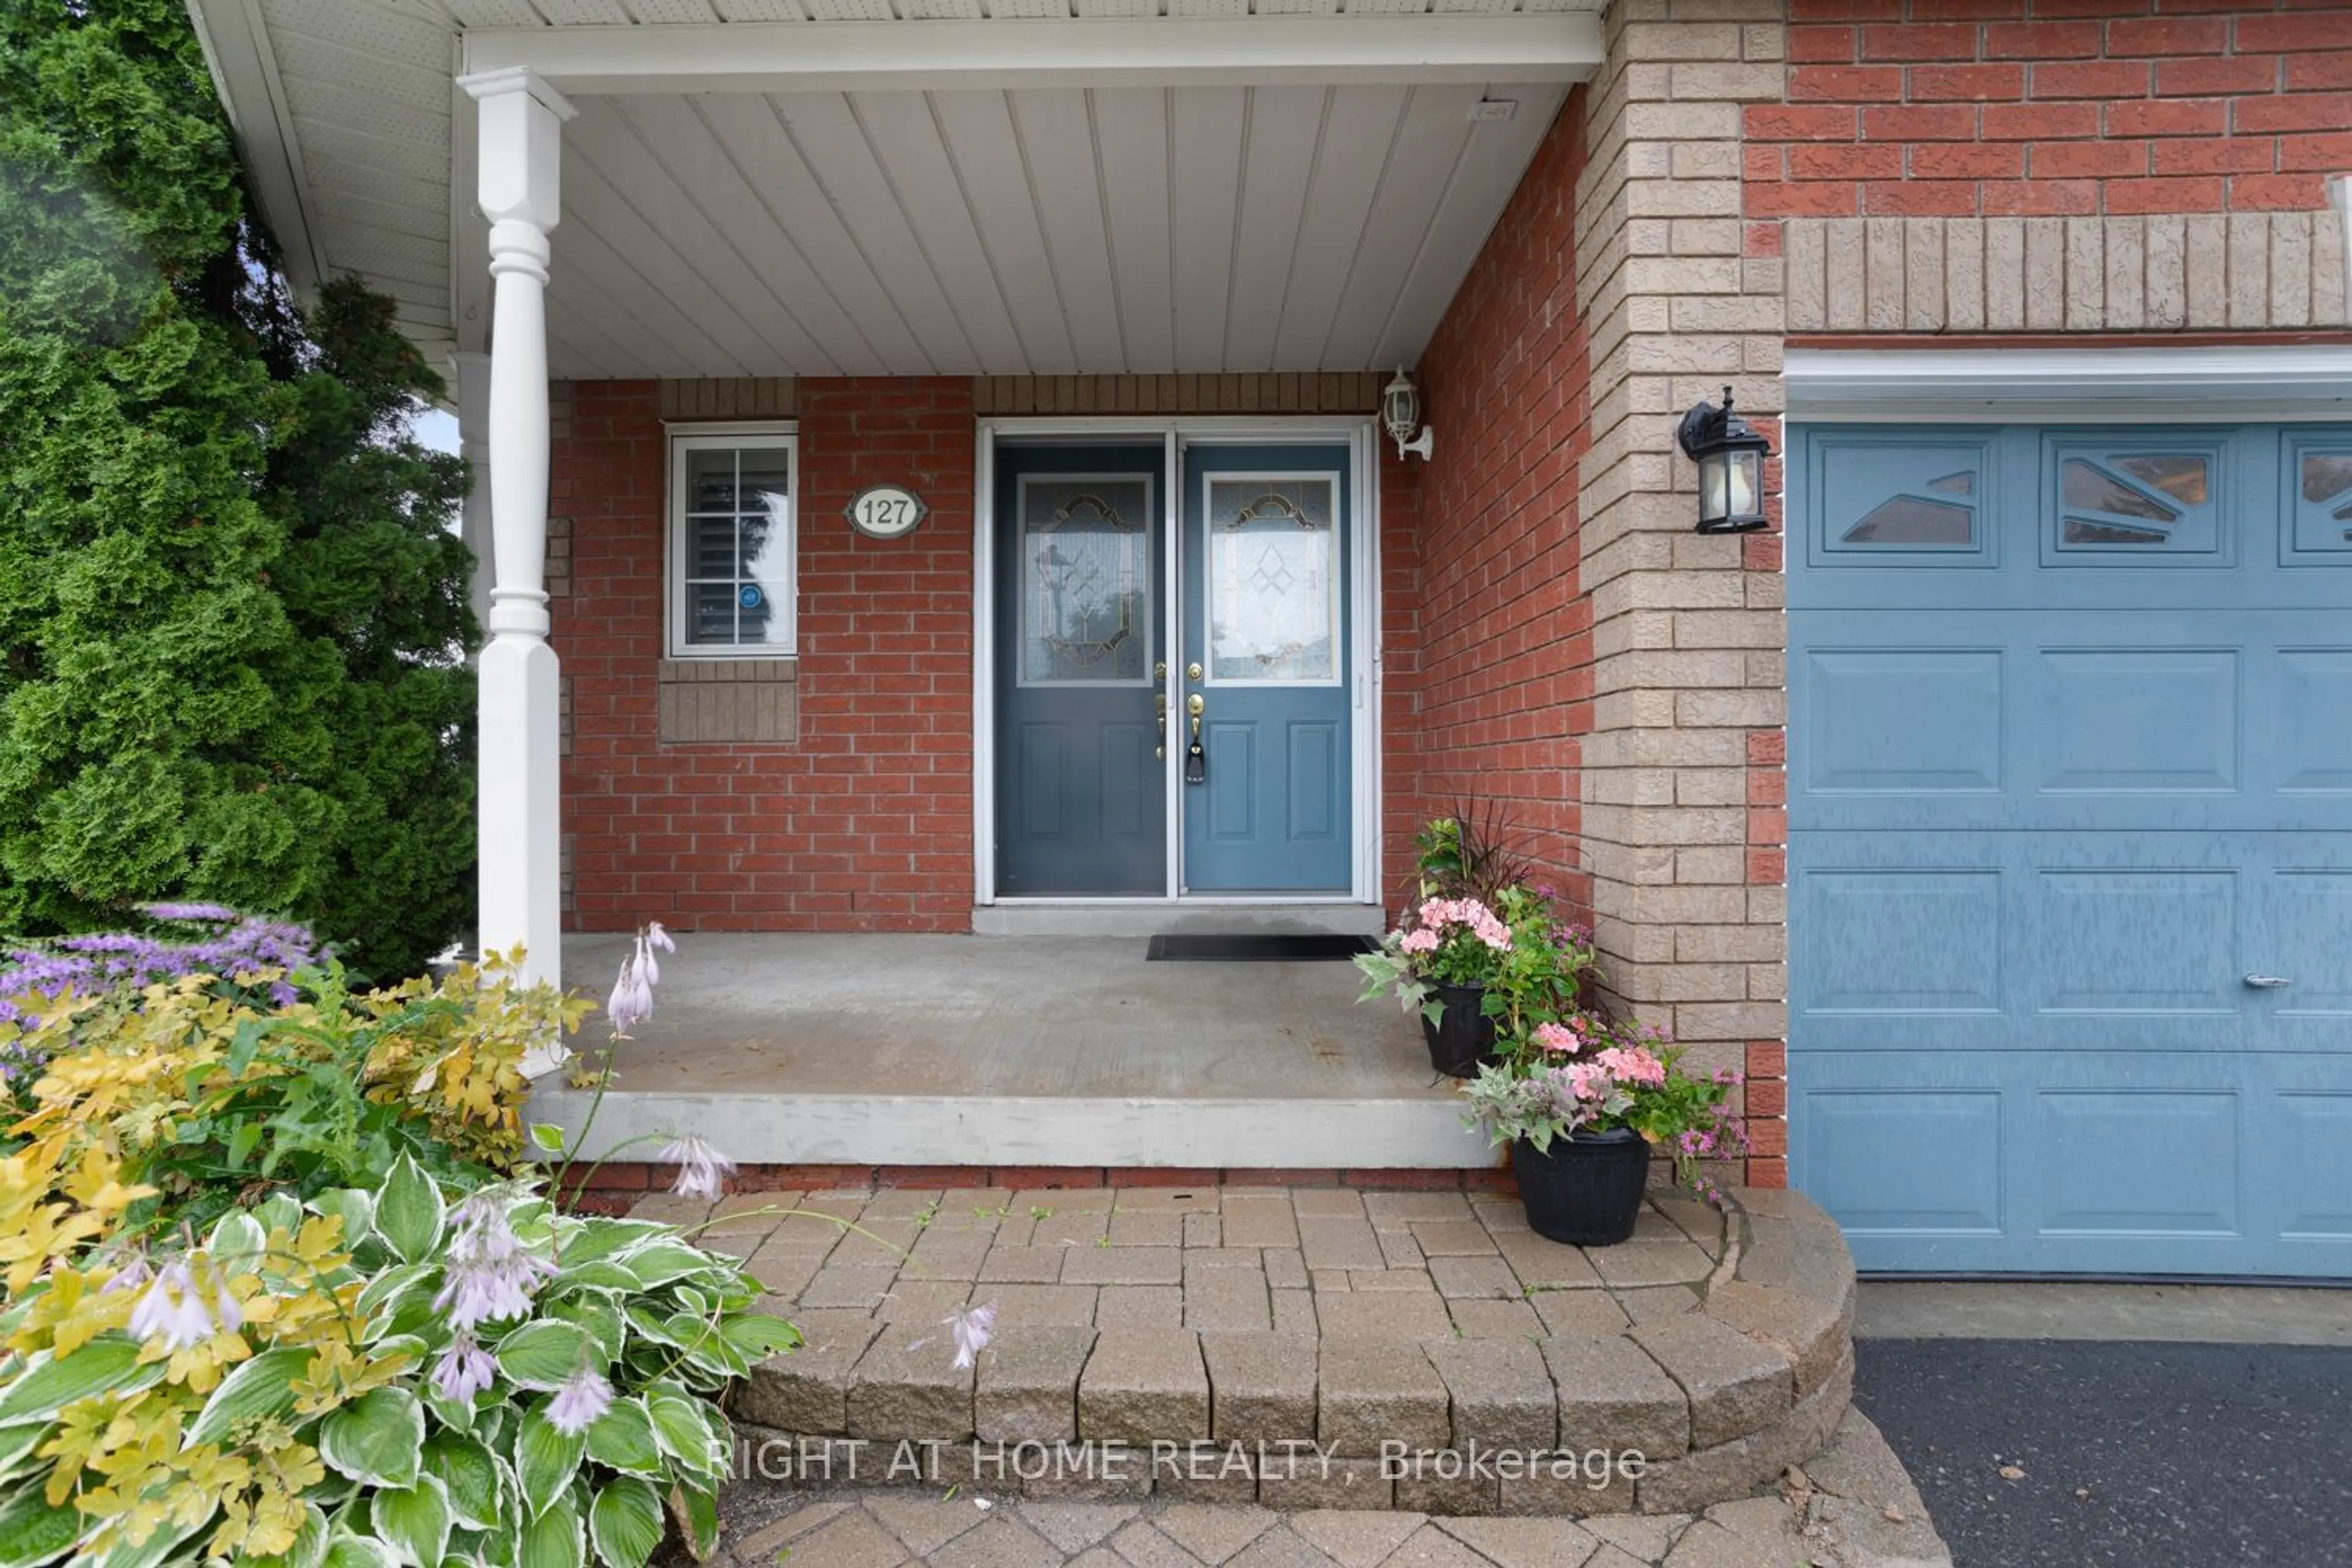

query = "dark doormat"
[[1145, 933, 1379, 961]]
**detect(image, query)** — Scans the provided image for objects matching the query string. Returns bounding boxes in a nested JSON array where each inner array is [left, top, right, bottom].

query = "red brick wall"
[[1751, 1, 2346, 218], [554, 379, 976, 933], [1393, 87, 1594, 918], [1377, 450, 1425, 910]]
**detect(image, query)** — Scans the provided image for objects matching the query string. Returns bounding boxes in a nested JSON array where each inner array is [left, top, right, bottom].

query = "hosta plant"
[[0, 1156, 797, 1568]]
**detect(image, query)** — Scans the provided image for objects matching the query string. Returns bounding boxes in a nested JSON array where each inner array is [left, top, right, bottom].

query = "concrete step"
[[645, 1183, 1858, 1518]]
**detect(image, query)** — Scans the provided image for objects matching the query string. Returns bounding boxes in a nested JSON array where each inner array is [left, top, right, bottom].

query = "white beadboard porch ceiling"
[[195, 0, 1595, 379], [546, 82, 1570, 379]]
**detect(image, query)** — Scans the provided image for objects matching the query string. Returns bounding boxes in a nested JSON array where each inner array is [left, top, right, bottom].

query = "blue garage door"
[[1789, 423, 2352, 1278]]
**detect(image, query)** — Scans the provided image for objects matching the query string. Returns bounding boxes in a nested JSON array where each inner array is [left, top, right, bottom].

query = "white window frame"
[[665, 423, 799, 658]]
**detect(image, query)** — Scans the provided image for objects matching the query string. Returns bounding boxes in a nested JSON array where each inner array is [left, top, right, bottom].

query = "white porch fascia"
[[1784, 345, 2352, 421], [181, 0, 326, 300], [460, 15, 1603, 95]]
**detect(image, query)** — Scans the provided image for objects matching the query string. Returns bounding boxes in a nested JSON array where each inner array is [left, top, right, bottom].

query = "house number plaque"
[[846, 484, 929, 540]]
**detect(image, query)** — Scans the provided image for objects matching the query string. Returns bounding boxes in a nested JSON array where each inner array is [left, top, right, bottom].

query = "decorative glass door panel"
[[1180, 446, 1354, 894], [1205, 478, 1340, 685], [1022, 479, 1154, 685], [994, 447, 1167, 895]]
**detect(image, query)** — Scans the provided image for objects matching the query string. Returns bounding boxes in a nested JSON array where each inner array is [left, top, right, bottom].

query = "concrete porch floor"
[[534, 933, 1489, 1169]]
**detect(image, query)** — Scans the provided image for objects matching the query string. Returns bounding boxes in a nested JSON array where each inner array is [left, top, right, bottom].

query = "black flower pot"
[[1512, 1128, 1650, 1246], [1420, 982, 1498, 1077]]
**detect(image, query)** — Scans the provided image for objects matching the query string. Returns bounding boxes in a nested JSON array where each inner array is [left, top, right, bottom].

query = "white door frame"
[[972, 415, 1383, 908]]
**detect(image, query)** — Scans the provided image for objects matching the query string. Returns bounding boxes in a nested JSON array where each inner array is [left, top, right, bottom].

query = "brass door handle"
[[1154, 693, 1167, 758]]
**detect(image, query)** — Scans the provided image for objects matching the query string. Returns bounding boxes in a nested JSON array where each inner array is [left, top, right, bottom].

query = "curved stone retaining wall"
[[689, 1183, 1857, 1517]]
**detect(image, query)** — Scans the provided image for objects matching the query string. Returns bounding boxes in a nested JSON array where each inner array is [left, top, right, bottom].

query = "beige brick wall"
[[971, 372, 1385, 416], [658, 378, 799, 420], [1784, 213, 2351, 335], [1573, 0, 1790, 1112], [656, 658, 799, 745]]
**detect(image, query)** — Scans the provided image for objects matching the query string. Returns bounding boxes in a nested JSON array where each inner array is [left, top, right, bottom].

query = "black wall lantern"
[[1675, 385, 1773, 534]]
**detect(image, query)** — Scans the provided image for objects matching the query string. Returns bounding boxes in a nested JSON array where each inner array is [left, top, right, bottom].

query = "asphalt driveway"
[[1854, 1338, 2352, 1568]]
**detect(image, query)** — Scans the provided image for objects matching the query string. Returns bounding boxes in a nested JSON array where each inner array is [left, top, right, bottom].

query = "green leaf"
[[586, 1480, 663, 1568], [581, 1398, 662, 1477], [548, 1220, 666, 1271], [519, 1493, 584, 1568], [225, 1120, 265, 1171], [377, 1153, 445, 1264], [424, 1434, 505, 1531], [0, 1485, 80, 1568], [318, 1387, 424, 1489], [0, 1423, 53, 1486], [310, 1189, 376, 1248], [719, 1313, 799, 1365], [422, 1386, 477, 1437], [620, 1305, 685, 1351], [529, 1123, 568, 1153], [320, 1537, 398, 1568], [0, 1337, 161, 1427], [208, 1210, 266, 1266], [643, 1390, 725, 1481], [612, 1240, 715, 1290], [495, 1321, 595, 1392], [666, 1484, 718, 1563], [516, 1405, 587, 1518], [548, 1300, 624, 1366], [369, 1475, 451, 1568], [356, 1261, 431, 1320], [562, 1261, 641, 1294], [253, 1191, 306, 1237]]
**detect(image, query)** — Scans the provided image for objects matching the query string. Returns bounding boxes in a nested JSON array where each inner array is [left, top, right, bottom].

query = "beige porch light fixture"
[[1382, 368, 1434, 461]]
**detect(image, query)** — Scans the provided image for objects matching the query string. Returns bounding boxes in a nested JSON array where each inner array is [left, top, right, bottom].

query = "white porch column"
[[453, 350, 494, 637], [458, 67, 575, 1049]]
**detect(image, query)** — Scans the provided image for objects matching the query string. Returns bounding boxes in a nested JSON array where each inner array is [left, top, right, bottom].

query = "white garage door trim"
[[1786, 345, 2352, 424]]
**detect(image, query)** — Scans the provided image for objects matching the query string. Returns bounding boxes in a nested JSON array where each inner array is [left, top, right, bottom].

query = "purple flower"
[[606, 951, 655, 1038], [658, 1134, 735, 1202], [432, 1336, 496, 1403], [944, 1301, 998, 1370], [138, 902, 239, 924], [432, 1192, 558, 1332], [646, 921, 676, 955], [99, 1256, 151, 1295], [0, 911, 325, 1033], [546, 1369, 615, 1436], [128, 1261, 222, 1352]]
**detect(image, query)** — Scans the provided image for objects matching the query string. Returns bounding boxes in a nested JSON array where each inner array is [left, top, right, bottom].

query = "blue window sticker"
[[738, 585, 764, 611]]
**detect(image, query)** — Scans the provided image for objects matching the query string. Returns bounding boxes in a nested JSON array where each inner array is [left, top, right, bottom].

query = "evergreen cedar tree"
[[0, 0, 479, 980]]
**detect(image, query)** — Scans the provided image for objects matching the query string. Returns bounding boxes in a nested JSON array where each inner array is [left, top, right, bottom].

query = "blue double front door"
[[993, 441, 1355, 897], [1787, 421, 2352, 1279]]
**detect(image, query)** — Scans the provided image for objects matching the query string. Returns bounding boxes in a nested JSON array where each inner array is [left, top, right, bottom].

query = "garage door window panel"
[[2285, 435, 2352, 556], [1809, 435, 1996, 564], [2048, 437, 2226, 561]]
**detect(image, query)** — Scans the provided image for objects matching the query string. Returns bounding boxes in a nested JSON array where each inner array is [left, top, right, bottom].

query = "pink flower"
[[1565, 1063, 1610, 1102], [1399, 929, 1439, 956], [1532, 1022, 1581, 1055], [1596, 1046, 1666, 1088]]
